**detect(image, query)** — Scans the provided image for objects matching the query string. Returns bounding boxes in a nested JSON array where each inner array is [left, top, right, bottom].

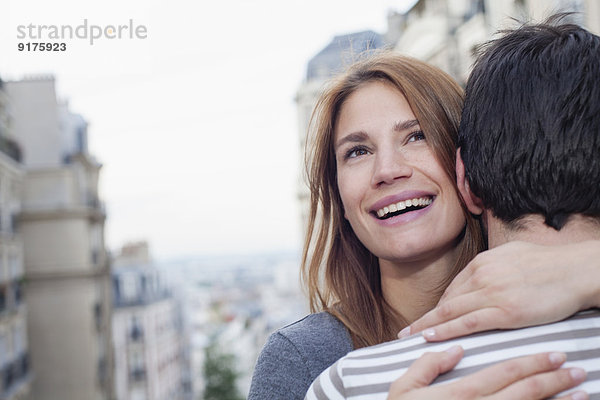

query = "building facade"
[[0, 78, 31, 400], [5, 77, 114, 400], [394, 0, 600, 85], [112, 242, 183, 400]]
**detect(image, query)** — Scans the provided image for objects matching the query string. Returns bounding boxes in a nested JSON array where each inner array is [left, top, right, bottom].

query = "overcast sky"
[[0, 0, 417, 260]]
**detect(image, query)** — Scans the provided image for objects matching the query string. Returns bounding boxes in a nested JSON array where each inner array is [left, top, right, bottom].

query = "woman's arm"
[[400, 240, 600, 341], [387, 347, 587, 400]]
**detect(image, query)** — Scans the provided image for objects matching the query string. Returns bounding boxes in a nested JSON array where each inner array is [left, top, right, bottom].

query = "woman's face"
[[334, 81, 466, 264]]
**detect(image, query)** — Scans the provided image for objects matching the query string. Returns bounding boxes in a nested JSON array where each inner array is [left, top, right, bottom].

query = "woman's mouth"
[[374, 196, 433, 220]]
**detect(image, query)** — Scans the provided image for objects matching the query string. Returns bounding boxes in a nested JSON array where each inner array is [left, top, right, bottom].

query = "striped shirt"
[[306, 309, 600, 399]]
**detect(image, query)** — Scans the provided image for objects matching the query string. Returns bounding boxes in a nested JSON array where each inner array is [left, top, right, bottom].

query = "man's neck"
[[486, 213, 600, 248]]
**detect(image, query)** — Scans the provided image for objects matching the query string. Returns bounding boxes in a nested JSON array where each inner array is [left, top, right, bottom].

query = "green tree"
[[202, 343, 244, 400]]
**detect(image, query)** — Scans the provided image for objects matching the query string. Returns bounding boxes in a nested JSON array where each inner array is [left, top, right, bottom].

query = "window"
[[14, 281, 23, 306], [94, 303, 102, 331], [129, 350, 146, 381], [0, 332, 7, 368], [0, 286, 7, 313], [12, 324, 23, 355], [130, 316, 143, 341], [121, 274, 138, 302], [9, 253, 21, 280]]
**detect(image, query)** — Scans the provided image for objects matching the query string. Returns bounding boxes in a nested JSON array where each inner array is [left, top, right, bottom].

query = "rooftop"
[[306, 30, 386, 81]]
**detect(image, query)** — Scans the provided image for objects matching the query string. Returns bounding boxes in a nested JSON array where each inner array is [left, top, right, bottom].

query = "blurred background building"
[[0, 77, 30, 400], [5, 77, 114, 400], [112, 241, 183, 400], [391, 0, 598, 85]]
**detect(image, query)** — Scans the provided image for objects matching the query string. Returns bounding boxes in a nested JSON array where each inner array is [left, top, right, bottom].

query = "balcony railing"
[[113, 288, 172, 308]]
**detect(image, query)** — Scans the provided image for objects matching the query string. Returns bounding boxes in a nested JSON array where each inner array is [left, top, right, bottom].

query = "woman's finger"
[[489, 367, 587, 400], [388, 351, 586, 400], [554, 390, 589, 400], [399, 291, 491, 339], [387, 346, 464, 396], [450, 352, 567, 396], [419, 307, 511, 342]]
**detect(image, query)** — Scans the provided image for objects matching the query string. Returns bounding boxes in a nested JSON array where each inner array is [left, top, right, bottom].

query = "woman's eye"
[[407, 130, 426, 143], [345, 146, 369, 159]]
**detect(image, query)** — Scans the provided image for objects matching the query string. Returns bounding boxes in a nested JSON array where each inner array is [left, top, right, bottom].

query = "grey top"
[[248, 312, 353, 400]]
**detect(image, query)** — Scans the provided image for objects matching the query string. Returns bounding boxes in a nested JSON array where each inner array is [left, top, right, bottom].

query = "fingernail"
[[398, 326, 411, 339], [422, 328, 436, 340], [445, 345, 462, 356], [548, 352, 566, 366], [571, 390, 588, 400], [570, 368, 587, 382]]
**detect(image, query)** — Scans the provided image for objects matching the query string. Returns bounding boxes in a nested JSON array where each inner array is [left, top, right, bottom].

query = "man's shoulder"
[[308, 309, 600, 400], [342, 308, 600, 359], [567, 308, 600, 319], [335, 309, 600, 383]]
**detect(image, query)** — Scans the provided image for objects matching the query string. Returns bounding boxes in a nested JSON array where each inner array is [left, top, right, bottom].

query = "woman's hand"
[[387, 347, 588, 400], [399, 241, 600, 341]]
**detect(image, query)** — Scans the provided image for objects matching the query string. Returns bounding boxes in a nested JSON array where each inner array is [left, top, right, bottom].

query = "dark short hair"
[[459, 15, 600, 230]]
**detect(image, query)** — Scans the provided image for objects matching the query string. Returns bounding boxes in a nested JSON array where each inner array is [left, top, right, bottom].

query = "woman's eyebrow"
[[335, 131, 368, 150], [393, 119, 420, 132]]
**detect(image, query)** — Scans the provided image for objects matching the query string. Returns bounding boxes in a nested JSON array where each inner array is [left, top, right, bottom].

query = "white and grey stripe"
[[306, 309, 600, 400]]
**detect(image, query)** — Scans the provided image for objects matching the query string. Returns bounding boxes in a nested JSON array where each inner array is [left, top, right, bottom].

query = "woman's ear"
[[456, 148, 484, 215]]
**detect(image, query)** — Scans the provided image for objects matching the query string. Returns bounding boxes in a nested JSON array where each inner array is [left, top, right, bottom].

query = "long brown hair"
[[301, 51, 485, 349]]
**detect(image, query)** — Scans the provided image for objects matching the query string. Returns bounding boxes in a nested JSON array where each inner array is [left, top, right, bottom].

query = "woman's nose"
[[370, 151, 413, 187]]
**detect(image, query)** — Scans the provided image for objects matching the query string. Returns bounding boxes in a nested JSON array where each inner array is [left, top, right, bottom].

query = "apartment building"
[[5, 77, 114, 400], [112, 242, 183, 400], [0, 77, 31, 400]]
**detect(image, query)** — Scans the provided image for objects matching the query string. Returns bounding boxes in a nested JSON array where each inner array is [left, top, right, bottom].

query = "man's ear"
[[456, 148, 484, 215]]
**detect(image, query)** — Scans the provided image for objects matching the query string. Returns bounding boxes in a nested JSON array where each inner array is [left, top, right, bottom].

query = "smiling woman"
[[303, 52, 484, 349], [334, 81, 467, 288]]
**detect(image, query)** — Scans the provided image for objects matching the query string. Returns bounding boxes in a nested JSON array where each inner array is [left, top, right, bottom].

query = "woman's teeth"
[[375, 197, 433, 219]]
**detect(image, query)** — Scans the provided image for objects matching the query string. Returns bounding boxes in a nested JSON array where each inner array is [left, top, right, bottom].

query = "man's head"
[[457, 15, 600, 235]]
